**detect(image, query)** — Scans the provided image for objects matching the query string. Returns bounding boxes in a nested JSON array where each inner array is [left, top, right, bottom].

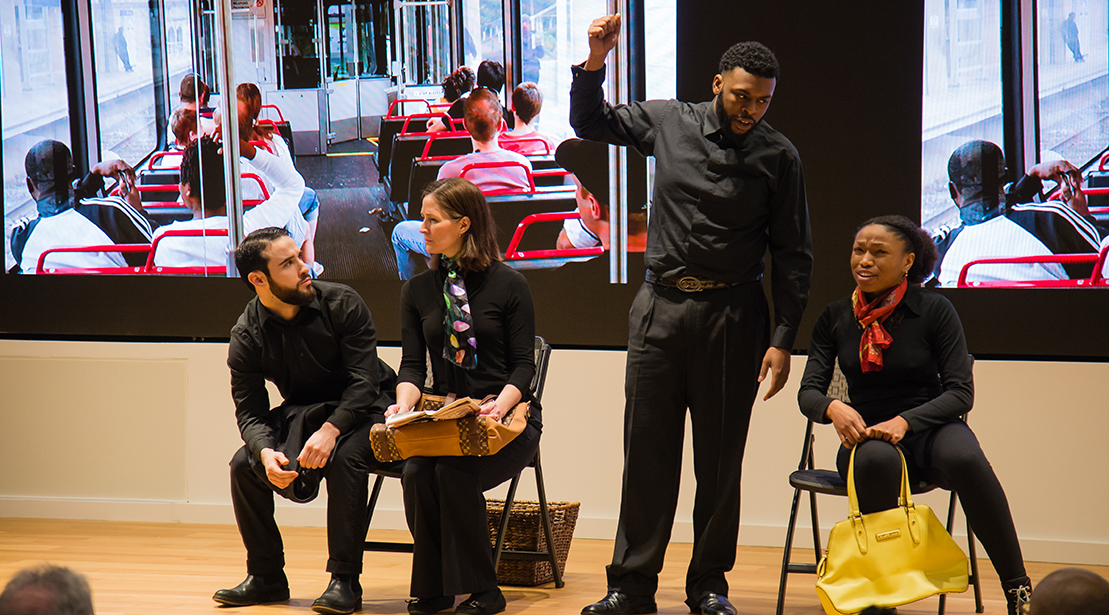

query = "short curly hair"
[[719, 41, 779, 79], [442, 66, 475, 103], [856, 215, 938, 285]]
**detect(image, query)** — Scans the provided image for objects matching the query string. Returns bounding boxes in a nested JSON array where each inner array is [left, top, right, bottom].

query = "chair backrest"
[[828, 361, 850, 403], [957, 253, 1104, 288], [485, 188, 578, 251], [503, 211, 604, 262], [531, 336, 552, 403]]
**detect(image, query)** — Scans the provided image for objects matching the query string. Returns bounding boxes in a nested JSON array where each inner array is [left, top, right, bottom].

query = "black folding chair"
[[364, 336, 563, 589], [776, 362, 983, 615]]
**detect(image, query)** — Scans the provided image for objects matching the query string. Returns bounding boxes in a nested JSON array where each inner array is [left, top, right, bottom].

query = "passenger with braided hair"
[[798, 215, 1032, 614]]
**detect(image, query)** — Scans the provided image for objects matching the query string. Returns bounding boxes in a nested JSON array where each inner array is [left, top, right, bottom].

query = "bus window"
[[91, 0, 159, 164], [356, 0, 389, 77], [1036, 3, 1108, 167], [920, 0, 1004, 237], [2, 0, 73, 272], [462, 0, 503, 69], [165, 0, 196, 102], [511, 1, 606, 144], [277, 0, 322, 89]]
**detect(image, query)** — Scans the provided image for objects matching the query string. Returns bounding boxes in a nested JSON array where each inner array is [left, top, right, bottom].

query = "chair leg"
[[365, 474, 385, 536], [937, 491, 961, 615], [533, 452, 564, 588], [776, 487, 804, 615], [492, 473, 521, 569], [808, 488, 822, 561], [967, 516, 984, 613]]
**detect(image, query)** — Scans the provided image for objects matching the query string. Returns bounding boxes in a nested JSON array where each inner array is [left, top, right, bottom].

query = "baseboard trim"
[[3, 497, 1105, 565]]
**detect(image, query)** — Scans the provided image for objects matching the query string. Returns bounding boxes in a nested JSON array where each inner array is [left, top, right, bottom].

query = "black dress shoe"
[[582, 591, 658, 615], [407, 595, 454, 615], [696, 593, 736, 615], [455, 588, 506, 615], [212, 574, 290, 606], [311, 575, 362, 614]]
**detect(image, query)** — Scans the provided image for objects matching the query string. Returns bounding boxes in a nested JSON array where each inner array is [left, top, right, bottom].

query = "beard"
[[714, 97, 754, 143], [268, 273, 316, 306]]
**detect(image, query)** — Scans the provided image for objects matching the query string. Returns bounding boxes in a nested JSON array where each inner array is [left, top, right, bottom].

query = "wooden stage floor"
[[1, 518, 1104, 615]]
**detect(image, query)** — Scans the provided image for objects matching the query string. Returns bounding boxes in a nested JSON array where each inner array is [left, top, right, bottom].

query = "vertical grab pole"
[[213, 0, 243, 276], [608, 0, 629, 284]]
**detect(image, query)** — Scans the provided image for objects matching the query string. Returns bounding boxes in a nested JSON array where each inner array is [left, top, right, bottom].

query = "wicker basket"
[[486, 499, 580, 586]]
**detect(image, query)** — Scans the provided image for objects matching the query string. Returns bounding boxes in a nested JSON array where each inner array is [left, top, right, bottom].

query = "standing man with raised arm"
[[214, 227, 396, 614], [571, 15, 812, 615]]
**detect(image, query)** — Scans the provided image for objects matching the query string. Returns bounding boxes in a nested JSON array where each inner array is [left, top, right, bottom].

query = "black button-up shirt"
[[569, 64, 813, 349], [228, 281, 392, 458]]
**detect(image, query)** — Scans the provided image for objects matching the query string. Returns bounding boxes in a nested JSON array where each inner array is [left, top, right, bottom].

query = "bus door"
[[323, 0, 360, 143], [272, 0, 327, 154]]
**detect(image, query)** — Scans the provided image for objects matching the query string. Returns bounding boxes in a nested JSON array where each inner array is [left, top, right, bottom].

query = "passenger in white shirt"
[[151, 135, 307, 269], [934, 140, 1105, 286], [9, 140, 154, 274]]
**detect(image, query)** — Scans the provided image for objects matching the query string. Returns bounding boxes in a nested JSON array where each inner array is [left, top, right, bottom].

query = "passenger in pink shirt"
[[499, 82, 558, 156], [436, 88, 532, 191]]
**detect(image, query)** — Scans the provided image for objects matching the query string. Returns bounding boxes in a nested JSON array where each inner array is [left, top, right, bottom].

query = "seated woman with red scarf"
[[797, 215, 1032, 615]]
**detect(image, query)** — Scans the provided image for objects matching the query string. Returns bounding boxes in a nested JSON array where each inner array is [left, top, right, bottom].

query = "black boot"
[[1003, 576, 1033, 615], [212, 573, 290, 606], [312, 574, 362, 614]]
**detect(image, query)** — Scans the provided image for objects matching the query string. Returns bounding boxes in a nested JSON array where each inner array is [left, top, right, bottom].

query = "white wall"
[[0, 339, 1106, 565]]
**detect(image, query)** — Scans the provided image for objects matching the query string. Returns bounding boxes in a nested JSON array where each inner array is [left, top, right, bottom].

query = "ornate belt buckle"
[[676, 276, 703, 292]]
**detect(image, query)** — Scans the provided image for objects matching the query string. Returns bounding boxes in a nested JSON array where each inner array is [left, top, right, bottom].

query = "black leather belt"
[[646, 271, 745, 292]]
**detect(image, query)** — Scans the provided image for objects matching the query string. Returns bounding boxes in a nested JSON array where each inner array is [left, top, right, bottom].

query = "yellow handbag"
[[369, 394, 530, 463], [815, 446, 969, 614]]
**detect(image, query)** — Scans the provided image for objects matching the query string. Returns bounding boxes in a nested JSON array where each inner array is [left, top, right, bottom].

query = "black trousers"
[[837, 422, 1026, 582], [229, 418, 377, 576], [402, 422, 541, 599], [607, 281, 769, 607]]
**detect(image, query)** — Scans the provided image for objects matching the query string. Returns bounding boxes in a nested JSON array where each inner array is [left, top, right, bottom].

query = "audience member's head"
[[476, 60, 505, 95], [24, 140, 75, 205], [171, 107, 199, 147], [179, 73, 210, 108], [422, 177, 498, 272], [855, 214, 938, 286], [1031, 568, 1109, 615], [0, 564, 94, 615], [179, 135, 226, 216], [442, 66, 476, 103], [948, 140, 1007, 206], [463, 88, 503, 144], [511, 82, 543, 125]]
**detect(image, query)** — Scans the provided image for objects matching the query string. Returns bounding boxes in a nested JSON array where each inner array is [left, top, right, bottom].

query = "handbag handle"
[[846, 444, 921, 553]]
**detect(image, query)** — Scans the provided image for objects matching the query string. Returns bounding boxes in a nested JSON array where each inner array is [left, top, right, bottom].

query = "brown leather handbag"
[[370, 394, 530, 462]]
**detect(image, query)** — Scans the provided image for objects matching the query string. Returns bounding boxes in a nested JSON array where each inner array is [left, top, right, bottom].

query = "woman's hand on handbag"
[[866, 416, 910, 445], [385, 403, 406, 418], [478, 398, 505, 420], [826, 400, 869, 448]]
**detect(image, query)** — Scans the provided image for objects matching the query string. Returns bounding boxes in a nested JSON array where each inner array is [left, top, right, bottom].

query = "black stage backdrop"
[[2, 1, 1106, 359]]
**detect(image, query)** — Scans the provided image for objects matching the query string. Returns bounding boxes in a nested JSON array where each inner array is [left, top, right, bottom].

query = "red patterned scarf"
[[852, 278, 908, 373]]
